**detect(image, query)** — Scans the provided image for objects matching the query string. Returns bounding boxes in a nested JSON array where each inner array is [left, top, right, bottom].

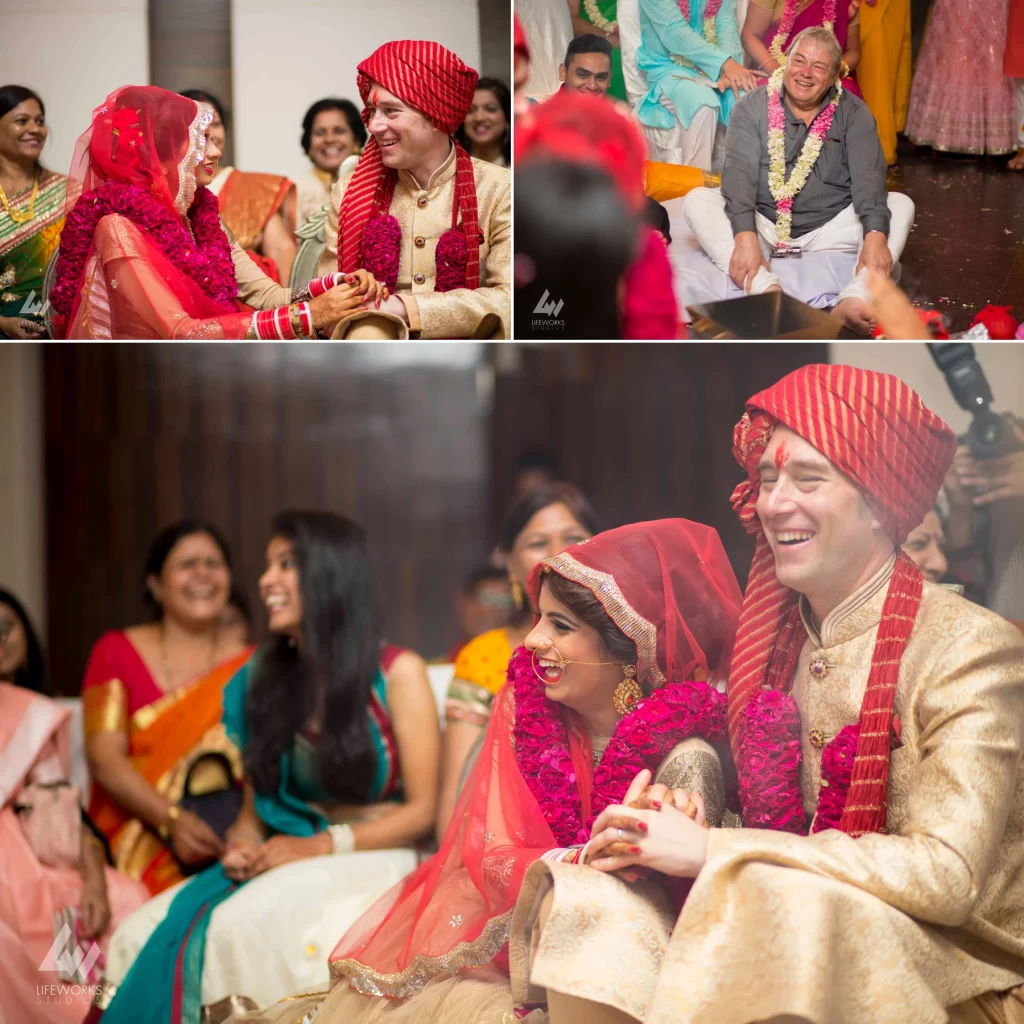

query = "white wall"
[[0, 346, 46, 642], [1, 1, 149, 179], [232, 0, 482, 183], [829, 342, 1024, 436]]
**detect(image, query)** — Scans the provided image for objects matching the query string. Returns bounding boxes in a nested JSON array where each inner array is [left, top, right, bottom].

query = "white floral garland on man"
[[765, 64, 842, 250]]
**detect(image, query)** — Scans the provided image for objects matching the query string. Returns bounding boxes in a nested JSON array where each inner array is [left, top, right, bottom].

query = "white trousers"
[[681, 187, 915, 303], [643, 102, 727, 171]]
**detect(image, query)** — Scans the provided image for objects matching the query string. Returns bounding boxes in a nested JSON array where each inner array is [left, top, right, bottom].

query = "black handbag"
[[171, 752, 244, 875]]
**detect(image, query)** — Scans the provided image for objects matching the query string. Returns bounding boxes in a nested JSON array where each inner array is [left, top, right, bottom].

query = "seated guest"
[[445, 566, 514, 663], [901, 507, 948, 584], [524, 364, 1024, 1024], [50, 87, 381, 340], [682, 27, 914, 334], [180, 90, 297, 284], [94, 511, 438, 1021], [560, 33, 616, 96], [0, 589, 148, 1024], [455, 78, 511, 166], [437, 483, 598, 835], [317, 41, 511, 340], [229, 517, 744, 1024], [517, 90, 679, 338], [83, 520, 252, 896], [295, 98, 366, 230], [631, 0, 758, 170], [741, 0, 862, 95], [568, 0, 628, 100], [0, 85, 65, 339]]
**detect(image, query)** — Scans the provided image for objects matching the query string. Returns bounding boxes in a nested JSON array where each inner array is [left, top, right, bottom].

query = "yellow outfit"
[[445, 627, 514, 728], [319, 145, 510, 339], [858, 0, 911, 165], [513, 558, 1024, 1023]]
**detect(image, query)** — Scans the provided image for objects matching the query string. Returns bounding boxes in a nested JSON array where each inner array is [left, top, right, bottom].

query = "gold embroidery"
[[83, 678, 129, 736], [541, 551, 664, 687], [177, 104, 214, 215]]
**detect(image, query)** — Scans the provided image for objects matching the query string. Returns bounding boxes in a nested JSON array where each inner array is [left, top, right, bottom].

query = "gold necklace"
[[0, 174, 39, 225]]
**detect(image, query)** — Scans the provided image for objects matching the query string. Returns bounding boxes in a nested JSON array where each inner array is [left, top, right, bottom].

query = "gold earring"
[[510, 580, 525, 611], [613, 665, 643, 717]]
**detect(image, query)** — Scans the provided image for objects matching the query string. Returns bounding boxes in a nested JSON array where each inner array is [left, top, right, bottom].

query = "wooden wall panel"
[[44, 344, 490, 695]]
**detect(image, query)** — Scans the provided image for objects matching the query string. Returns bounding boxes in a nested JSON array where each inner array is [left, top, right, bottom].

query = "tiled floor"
[[892, 141, 1024, 334]]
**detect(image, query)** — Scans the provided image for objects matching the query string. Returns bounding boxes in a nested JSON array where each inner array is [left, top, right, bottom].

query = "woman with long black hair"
[[93, 511, 439, 1023]]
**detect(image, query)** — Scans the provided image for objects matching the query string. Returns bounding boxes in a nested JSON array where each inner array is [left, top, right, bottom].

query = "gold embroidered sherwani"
[[317, 145, 511, 339], [511, 558, 1024, 1024]]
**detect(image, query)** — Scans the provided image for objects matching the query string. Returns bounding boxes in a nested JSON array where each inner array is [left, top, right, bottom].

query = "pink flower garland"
[[677, 0, 722, 21], [361, 214, 470, 295], [51, 181, 237, 321], [510, 646, 727, 847], [736, 689, 864, 834], [770, 0, 838, 62]]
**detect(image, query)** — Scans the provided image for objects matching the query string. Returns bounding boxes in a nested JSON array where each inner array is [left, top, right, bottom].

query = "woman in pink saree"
[[0, 590, 148, 1024], [742, 0, 863, 97], [234, 518, 743, 1023]]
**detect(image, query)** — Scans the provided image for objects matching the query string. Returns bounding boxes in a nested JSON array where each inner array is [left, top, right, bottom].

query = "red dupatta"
[[328, 519, 742, 999]]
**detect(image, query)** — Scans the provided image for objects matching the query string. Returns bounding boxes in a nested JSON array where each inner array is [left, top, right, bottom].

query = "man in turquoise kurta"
[[634, 0, 758, 169]]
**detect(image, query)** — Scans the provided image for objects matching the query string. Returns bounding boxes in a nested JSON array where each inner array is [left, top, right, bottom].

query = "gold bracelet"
[[157, 804, 180, 842], [288, 303, 306, 339]]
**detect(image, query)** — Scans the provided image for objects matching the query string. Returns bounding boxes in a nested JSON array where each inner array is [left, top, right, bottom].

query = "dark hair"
[[516, 448, 562, 477], [0, 85, 45, 122], [300, 97, 367, 155], [142, 520, 234, 618], [454, 78, 511, 165], [180, 89, 229, 130], [462, 565, 511, 595], [498, 482, 599, 554], [514, 160, 640, 339], [543, 572, 636, 665], [564, 34, 613, 68], [644, 195, 672, 245], [244, 511, 382, 804], [0, 588, 49, 695]]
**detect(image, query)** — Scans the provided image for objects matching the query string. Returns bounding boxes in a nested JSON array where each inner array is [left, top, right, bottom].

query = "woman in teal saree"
[[90, 511, 441, 1024]]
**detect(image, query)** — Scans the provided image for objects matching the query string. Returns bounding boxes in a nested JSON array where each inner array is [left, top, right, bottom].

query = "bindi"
[[774, 443, 789, 469]]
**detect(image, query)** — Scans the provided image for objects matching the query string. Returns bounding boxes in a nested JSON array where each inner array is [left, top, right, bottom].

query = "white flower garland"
[[766, 66, 842, 245], [583, 0, 617, 35]]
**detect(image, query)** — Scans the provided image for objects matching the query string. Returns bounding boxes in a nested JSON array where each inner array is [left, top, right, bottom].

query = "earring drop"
[[613, 665, 643, 717]]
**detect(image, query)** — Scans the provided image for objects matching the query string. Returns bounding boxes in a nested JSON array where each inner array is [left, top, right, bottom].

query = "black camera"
[[927, 343, 1021, 459]]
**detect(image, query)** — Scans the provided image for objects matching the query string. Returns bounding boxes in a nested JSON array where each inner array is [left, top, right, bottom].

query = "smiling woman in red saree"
[[238, 518, 743, 1024]]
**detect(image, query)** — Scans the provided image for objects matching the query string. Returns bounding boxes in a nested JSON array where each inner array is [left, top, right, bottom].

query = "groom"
[[582, 364, 1024, 1023], [317, 39, 510, 339]]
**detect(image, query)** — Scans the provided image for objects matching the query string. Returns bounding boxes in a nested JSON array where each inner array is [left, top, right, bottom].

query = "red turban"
[[340, 40, 481, 289], [727, 364, 956, 836], [514, 15, 530, 62]]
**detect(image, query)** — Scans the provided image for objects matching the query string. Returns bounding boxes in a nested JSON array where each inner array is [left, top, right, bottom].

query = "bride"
[[235, 517, 743, 1024]]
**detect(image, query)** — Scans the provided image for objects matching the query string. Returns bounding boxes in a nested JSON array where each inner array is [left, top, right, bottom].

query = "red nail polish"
[[636, 820, 649, 831], [651, 801, 663, 810], [630, 845, 641, 854]]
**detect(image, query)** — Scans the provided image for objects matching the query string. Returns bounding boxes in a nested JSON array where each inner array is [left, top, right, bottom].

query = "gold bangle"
[[158, 804, 180, 842], [288, 303, 306, 339]]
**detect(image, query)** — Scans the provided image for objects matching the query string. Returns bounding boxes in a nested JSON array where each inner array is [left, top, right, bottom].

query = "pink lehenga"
[[904, 0, 1017, 154], [0, 683, 148, 1023]]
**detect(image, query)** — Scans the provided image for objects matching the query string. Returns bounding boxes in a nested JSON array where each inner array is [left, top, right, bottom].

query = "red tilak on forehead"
[[774, 443, 789, 469], [371, 89, 382, 106]]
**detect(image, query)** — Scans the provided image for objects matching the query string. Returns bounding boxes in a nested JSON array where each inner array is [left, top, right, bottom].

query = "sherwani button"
[[414, 236, 426, 247], [414, 273, 425, 284], [417, 195, 428, 208]]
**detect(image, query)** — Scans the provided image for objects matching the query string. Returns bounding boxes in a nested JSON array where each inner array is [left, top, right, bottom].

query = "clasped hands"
[[582, 768, 711, 880], [308, 269, 408, 332], [221, 829, 330, 882]]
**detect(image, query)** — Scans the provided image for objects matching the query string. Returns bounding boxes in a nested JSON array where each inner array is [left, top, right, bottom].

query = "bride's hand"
[[587, 801, 710, 878], [345, 268, 388, 308]]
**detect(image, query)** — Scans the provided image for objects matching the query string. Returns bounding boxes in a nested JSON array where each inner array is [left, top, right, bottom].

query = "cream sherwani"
[[318, 145, 510, 339], [512, 558, 1024, 1023]]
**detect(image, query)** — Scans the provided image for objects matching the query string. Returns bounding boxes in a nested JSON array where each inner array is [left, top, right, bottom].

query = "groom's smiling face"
[[364, 80, 438, 170]]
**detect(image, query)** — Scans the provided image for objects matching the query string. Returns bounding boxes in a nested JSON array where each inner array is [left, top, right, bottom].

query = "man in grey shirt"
[[681, 26, 915, 333]]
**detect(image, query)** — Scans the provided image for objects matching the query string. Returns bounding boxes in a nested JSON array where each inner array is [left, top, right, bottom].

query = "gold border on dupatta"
[[328, 909, 514, 999], [540, 552, 665, 688], [176, 103, 214, 215], [83, 678, 129, 736]]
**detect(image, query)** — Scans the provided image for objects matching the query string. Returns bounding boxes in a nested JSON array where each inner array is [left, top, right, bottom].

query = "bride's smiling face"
[[193, 121, 222, 188], [524, 582, 622, 713]]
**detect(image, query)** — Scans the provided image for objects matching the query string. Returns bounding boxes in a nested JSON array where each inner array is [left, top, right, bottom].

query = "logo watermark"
[[532, 289, 565, 332], [39, 922, 103, 983]]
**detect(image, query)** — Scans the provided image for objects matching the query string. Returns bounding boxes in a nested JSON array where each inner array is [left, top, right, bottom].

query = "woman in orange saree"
[[857, 0, 911, 165], [83, 521, 253, 896], [236, 517, 743, 1024]]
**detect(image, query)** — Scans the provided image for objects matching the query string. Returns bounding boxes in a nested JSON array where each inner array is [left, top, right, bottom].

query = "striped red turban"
[[339, 40, 481, 290], [727, 364, 956, 836]]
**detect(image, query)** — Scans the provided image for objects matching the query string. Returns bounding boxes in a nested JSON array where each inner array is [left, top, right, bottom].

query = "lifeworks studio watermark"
[[532, 289, 564, 332], [35, 922, 104, 1006]]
